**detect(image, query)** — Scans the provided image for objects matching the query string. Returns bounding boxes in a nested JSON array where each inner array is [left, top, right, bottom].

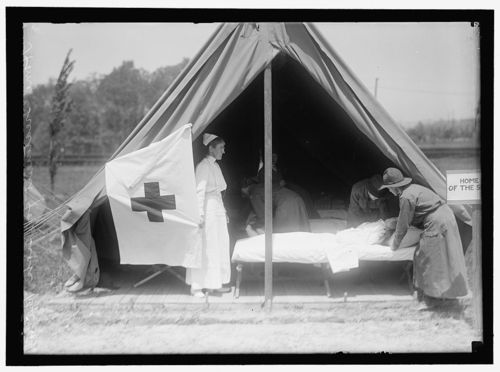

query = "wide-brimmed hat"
[[379, 168, 412, 190], [202, 133, 219, 146], [366, 174, 383, 197]]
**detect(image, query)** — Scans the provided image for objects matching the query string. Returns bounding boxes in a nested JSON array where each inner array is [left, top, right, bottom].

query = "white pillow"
[[357, 220, 389, 245]]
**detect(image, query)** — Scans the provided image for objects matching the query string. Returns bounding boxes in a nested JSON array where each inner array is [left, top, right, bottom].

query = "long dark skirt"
[[413, 204, 469, 299]]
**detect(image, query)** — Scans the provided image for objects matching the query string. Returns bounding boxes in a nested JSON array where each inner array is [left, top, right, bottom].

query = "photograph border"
[[7, 6, 494, 365]]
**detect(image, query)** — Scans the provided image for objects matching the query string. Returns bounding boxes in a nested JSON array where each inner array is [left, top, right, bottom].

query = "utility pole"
[[374, 78, 379, 99]]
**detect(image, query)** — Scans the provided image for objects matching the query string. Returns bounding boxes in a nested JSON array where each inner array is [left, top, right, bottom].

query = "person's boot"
[[64, 274, 80, 288], [417, 294, 440, 311], [190, 289, 205, 298], [66, 279, 84, 293]]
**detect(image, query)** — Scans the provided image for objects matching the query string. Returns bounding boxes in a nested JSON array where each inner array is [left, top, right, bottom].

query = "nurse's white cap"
[[202, 133, 218, 146]]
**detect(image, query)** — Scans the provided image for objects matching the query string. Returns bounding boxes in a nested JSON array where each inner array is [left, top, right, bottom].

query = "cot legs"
[[321, 263, 333, 298], [234, 263, 243, 299], [404, 261, 414, 293], [234, 262, 333, 298]]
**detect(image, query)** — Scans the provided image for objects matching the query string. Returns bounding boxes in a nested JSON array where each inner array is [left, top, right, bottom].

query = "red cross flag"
[[105, 124, 201, 267]]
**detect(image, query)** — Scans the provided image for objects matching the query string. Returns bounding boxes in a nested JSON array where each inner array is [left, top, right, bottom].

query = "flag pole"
[[264, 62, 273, 310]]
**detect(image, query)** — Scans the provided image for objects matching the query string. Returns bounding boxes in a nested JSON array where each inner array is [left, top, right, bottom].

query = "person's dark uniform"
[[380, 168, 469, 304], [346, 175, 399, 228], [390, 183, 469, 299], [247, 169, 310, 233]]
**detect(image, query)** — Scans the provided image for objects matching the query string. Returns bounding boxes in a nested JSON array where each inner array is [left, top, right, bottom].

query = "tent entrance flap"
[[201, 52, 399, 202]]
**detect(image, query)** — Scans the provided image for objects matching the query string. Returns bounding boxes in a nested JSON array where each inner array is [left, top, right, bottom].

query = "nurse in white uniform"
[[186, 133, 231, 297]]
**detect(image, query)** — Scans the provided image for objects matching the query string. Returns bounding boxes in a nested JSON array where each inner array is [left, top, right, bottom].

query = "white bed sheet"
[[358, 244, 415, 261], [309, 218, 346, 234], [231, 232, 416, 265], [232, 233, 331, 264]]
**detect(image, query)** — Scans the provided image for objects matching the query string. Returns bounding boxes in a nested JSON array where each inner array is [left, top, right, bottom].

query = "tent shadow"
[[60, 261, 413, 304], [92, 264, 191, 297], [235, 261, 412, 300]]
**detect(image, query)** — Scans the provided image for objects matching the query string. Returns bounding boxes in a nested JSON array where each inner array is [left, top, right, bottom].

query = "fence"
[[29, 145, 480, 166], [418, 144, 479, 158]]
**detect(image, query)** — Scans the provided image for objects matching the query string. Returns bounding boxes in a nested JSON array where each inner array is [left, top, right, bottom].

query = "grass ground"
[[23, 156, 482, 355], [29, 164, 101, 206], [25, 164, 100, 294], [24, 235, 70, 294], [24, 275, 481, 355], [24, 299, 477, 354]]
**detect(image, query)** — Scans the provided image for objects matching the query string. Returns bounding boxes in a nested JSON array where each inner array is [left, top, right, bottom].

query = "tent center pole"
[[264, 63, 273, 310]]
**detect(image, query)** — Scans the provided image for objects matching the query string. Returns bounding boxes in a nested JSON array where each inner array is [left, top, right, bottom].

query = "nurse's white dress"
[[186, 155, 231, 290]]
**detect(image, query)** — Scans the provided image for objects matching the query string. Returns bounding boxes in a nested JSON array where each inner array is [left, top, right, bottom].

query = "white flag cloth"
[[105, 124, 201, 267]]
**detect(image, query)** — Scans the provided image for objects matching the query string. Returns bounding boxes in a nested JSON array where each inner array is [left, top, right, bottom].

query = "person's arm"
[[346, 189, 363, 228], [379, 197, 390, 220], [195, 162, 209, 226], [380, 195, 399, 220], [392, 197, 416, 250]]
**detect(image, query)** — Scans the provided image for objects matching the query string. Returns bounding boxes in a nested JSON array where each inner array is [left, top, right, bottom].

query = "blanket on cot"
[[231, 220, 420, 274]]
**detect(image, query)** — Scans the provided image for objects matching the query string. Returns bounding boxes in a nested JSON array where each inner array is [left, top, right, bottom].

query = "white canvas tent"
[[60, 23, 472, 291]]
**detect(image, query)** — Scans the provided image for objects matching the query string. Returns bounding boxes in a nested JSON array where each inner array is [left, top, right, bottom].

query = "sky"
[[23, 22, 479, 126]]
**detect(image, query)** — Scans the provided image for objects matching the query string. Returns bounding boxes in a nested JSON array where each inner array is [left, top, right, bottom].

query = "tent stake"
[[264, 63, 273, 310]]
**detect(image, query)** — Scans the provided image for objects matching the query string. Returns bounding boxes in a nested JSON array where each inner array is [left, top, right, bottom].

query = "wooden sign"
[[446, 170, 481, 204]]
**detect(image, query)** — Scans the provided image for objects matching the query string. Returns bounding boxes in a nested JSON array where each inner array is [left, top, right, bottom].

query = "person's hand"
[[384, 218, 398, 230], [246, 225, 258, 237], [199, 216, 205, 228], [390, 241, 399, 251], [256, 228, 265, 235]]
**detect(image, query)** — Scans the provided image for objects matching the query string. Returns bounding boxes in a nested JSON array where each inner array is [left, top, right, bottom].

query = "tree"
[[407, 121, 425, 143], [64, 79, 102, 154], [24, 82, 55, 159], [95, 61, 150, 151], [48, 49, 75, 191], [147, 58, 189, 105], [28, 58, 190, 159]]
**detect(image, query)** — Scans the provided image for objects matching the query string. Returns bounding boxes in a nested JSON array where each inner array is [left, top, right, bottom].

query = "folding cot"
[[231, 218, 419, 298]]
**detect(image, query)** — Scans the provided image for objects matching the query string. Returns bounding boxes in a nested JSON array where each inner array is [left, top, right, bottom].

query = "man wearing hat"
[[346, 174, 399, 228], [379, 167, 469, 310]]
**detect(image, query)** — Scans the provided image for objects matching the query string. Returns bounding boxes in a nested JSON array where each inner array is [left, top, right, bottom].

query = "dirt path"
[[24, 296, 479, 354]]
